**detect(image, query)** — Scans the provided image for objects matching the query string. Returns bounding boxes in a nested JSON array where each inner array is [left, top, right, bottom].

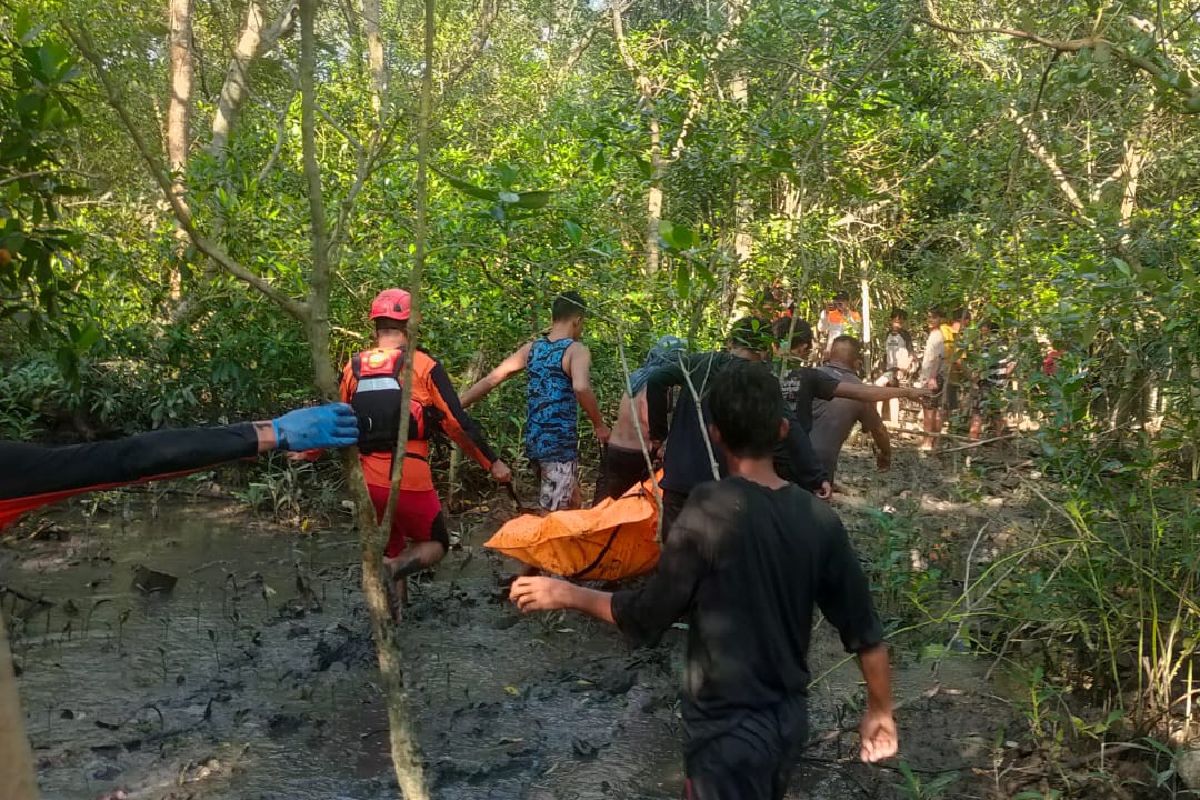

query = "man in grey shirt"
[[811, 336, 893, 488]]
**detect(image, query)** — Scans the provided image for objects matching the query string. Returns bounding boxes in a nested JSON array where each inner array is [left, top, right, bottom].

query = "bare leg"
[[384, 542, 447, 621], [969, 412, 983, 441], [921, 407, 938, 451]]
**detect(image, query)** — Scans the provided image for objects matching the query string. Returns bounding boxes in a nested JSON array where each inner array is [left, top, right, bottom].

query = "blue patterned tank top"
[[525, 337, 578, 462]]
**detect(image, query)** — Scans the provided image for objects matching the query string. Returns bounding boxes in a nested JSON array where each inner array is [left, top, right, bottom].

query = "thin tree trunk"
[[726, 70, 751, 318], [363, 0, 386, 119], [210, 1, 264, 158], [646, 172, 663, 276], [296, 2, 427, 797], [167, 0, 194, 301], [209, 0, 298, 159], [860, 268, 872, 362], [0, 616, 37, 800]]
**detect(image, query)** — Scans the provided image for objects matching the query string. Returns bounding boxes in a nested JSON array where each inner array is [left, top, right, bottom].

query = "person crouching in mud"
[[510, 360, 898, 799]]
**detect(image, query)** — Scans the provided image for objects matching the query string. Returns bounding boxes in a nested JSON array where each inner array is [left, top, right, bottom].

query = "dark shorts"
[[594, 445, 650, 504], [367, 485, 448, 559], [921, 376, 945, 409], [944, 379, 962, 412], [684, 700, 808, 800]]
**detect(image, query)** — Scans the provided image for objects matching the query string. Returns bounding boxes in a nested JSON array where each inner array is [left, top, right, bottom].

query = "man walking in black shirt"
[[642, 317, 829, 540], [511, 360, 898, 800]]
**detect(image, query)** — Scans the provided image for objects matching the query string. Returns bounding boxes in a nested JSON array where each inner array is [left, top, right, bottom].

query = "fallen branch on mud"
[[936, 434, 1019, 454]]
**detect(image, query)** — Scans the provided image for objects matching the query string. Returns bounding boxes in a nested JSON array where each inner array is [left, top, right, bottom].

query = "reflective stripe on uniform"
[[355, 377, 401, 392]]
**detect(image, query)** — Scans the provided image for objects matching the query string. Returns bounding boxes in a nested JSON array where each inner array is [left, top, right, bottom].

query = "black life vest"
[[349, 349, 433, 454]]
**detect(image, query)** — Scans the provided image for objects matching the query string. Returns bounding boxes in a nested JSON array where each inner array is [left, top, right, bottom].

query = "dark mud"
[[2, 442, 1033, 800]]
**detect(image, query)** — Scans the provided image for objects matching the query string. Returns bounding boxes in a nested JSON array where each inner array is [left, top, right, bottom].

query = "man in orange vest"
[[817, 291, 862, 355], [342, 289, 512, 616]]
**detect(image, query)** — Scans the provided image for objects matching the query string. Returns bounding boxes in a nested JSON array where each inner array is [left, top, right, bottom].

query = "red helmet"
[[369, 288, 412, 321]]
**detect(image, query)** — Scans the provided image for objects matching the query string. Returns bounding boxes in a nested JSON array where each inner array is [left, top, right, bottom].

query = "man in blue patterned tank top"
[[461, 292, 610, 510]]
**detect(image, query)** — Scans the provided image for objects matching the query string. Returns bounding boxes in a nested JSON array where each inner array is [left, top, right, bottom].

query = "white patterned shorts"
[[537, 460, 579, 511]]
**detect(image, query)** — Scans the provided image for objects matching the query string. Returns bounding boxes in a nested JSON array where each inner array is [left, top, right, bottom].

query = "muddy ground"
[[3, 437, 1054, 800]]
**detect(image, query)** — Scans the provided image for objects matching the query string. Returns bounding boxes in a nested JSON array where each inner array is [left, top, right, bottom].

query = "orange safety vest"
[[341, 348, 492, 491]]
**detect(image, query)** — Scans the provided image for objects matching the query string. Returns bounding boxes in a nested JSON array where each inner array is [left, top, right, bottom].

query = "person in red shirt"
[[340, 289, 511, 616]]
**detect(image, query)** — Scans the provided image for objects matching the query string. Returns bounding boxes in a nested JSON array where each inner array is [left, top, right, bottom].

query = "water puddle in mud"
[[3, 482, 1019, 800]]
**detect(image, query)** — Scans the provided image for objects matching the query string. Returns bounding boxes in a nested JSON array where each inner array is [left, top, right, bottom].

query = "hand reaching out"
[[510, 576, 573, 612]]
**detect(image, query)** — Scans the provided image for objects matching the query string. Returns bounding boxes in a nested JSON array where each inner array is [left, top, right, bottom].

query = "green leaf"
[[434, 168, 500, 202], [658, 220, 676, 247], [75, 323, 101, 352], [14, 8, 37, 42], [38, 41, 73, 82], [674, 265, 690, 299], [514, 190, 552, 209], [563, 219, 583, 245], [498, 190, 520, 203], [496, 163, 519, 187], [1112, 257, 1131, 277], [659, 220, 696, 250]]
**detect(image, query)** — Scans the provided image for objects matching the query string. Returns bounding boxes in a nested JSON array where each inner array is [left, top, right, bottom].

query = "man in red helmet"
[[342, 289, 511, 616]]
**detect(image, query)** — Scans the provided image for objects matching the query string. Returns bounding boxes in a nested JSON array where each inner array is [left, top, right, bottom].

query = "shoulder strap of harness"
[[351, 353, 363, 380]]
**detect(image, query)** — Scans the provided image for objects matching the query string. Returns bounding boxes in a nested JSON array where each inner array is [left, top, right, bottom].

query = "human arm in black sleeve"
[[644, 359, 688, 442], [816, 512, 885, 654], [783, 408, 829, 492], [428, 359, 499, 466], [645, 352, 728, 441], [0, 424, 263, 501], [0, 405, 359, 529], [609, 489, 711, 646]]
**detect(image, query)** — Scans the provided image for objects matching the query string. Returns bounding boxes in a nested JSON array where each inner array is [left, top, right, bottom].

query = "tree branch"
[[610, 4, 655, 102], [443, 0, 499, 93], [556, 16, 603, 82], [66, 21, 309, 322], [920, 0, 1200, 111], [363, 0, 386, 119], [665, 0, 748, 163], [1004, 106, 1090, 219], [256, 88, 297, 183], [209, 0, 298, 158]]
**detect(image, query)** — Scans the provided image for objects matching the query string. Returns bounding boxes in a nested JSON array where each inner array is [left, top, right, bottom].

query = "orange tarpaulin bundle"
[[485, 476, 663, 581]]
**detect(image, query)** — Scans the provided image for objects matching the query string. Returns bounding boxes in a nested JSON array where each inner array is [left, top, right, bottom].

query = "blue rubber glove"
[[272, 403, 360, 451]]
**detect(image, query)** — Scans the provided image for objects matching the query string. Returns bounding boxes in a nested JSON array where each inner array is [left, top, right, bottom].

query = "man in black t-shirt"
[[511, 361, 898, 800], [772, 318, 924, 481], [642, 318, 829, 540]]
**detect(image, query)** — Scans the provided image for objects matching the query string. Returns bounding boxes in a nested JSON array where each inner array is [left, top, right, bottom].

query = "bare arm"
[[857, 643, 898, 763], [861, 403, 891, 469], [459, 342, 531, 408], [565, 343, 610, 442], [510, 577, 616, 624], [835, 381, 925, 403]]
